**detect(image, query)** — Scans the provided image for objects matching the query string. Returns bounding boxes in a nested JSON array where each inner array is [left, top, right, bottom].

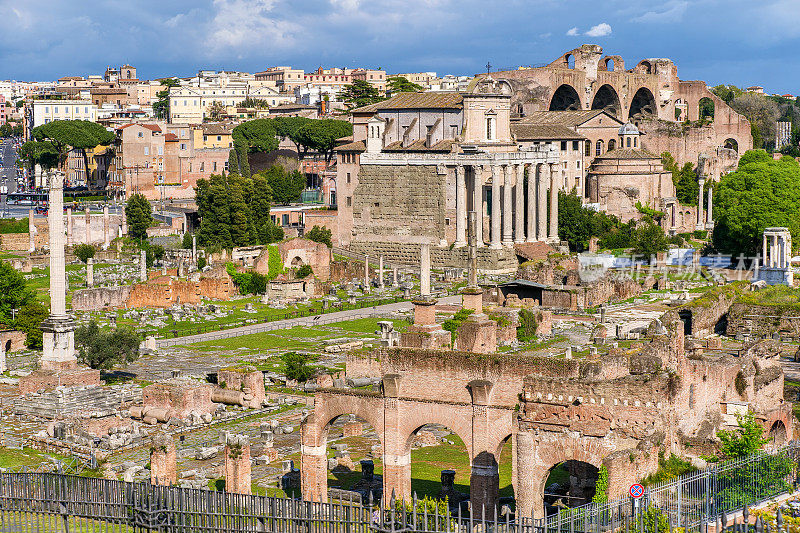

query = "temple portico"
[[754, 227, 794, 286]]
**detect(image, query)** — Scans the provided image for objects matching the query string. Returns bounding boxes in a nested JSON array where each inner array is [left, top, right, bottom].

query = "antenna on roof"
[[485, 62, 492, 74]]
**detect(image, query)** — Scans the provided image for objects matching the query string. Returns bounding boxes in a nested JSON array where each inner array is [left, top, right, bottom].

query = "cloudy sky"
[[1, 0, 799, 93]]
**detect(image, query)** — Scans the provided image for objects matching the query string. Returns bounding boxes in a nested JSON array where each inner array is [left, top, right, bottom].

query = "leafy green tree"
[[261, 165, 305, 205], [232, 119, 278, 154], [227, 148, 239, 176], [387, 76, 424, 94], [712, 151, 800, 257], [517, 308, 539, 343], [661, 152, 698, 205], [305, 225, 332, 247], [18, 140, 59, 174], [251, 174, 274, 243], [73, 244, 95, 264], [281, 352, 315, 382], [196, 175, 233, 248], [295, 119, 353, 162], [125, 194, 153, 241], [711, 84, 744, 104], [557, 192, 628, 252], [729, 93, 780, 149], [152, 78, 179, 120], [0, 261, 35, 324], [240, 97, 271, 109], [717, 411, 769, 459], [197, 257, 207, 270], [631, 220, 670, 259], [182, 232, 193, 249], [274, 116, 313, 158], [75, 320, 140, 370], [151, 244, 165, 264], [207, 101, 226, 121], [32, 120, 114, 183], [15, 302, 47, 350], [296, 264, 313, 278], [339, 79, 385, 109]]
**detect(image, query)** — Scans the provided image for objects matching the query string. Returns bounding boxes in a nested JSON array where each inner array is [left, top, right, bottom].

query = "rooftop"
[[352, 92, 463, 113], [518, 110, 621, 128], [512, 123, 586, 141]]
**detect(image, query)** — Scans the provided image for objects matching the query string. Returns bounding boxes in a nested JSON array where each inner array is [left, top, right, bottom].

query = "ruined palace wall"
[[72, 286, 132, 311], [199, 276, 231, 301], [678, 282, 744, 337], [726, 303, 800, 338], [350, 164, 446, 246]]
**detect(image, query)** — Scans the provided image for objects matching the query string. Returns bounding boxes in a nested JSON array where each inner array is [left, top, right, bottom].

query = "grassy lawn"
[[189, 333, 318, 353], [269, 326, 332, 339], [0, 447, 64, 470]]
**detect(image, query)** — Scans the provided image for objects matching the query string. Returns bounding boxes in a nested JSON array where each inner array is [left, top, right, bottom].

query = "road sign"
[[629, 484, 644, 499]]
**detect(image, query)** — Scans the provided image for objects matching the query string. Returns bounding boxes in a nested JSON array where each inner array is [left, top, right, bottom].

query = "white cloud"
[[585, 22, 612, 37], [632, 1, 688, 23], [566, 27, 579, 36], [206, 0, 298, 52], [330, 0, 361, 10]]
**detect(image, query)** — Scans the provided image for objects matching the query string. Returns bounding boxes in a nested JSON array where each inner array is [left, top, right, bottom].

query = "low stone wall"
[[72, 286, 132, 311], [347, 242, 518, 272], [678, 282, 745, 337], [0, 330, 26, 353], [726, 302, 800, 338]]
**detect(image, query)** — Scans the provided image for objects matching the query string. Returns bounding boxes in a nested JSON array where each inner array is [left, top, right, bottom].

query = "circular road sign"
[[629, 484, 645, 499]]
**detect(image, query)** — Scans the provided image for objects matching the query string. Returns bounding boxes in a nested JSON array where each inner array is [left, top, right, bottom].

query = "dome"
[[619, 122, 639, 135]]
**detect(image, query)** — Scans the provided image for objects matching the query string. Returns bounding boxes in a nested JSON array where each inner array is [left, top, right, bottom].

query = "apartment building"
[[168, 84, 290, 123]]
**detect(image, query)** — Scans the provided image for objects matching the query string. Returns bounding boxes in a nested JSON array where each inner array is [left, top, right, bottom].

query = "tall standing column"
[[490, 166, 501, 249], [419, 243, 431, 297], [475, 167, 484, 247], [538, 164, 549, 241], [139, 249, 147, 282], [28, 208, 35, 252], [66, 208, 73, 247], [515, 164, 525, 243], [526, 164, 535, 242], [502, 165, 513, 246], [549, 164, 559, 241], [763, 233, 769, 268], [121, 206, 128, 236], [378, 255, 384, 288], [102, 205, 110, 250], [364, 254, 370, 292], [706, 186, 713, 227], [84, 207, 91, 245], [454, 165, 467, 247], [696, 178, 705, 230]]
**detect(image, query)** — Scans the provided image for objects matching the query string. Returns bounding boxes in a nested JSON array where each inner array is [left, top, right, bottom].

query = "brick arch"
[[763, 406, 792, 444], [397, 402, 475, 457], [302, 394, 386, 447], [549, 84, 582, 111]]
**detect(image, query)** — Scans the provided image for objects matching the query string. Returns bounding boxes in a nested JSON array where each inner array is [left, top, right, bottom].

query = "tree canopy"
[[259, 164, 306, 205], [152, 78, 179, 120], [125, 193, 153, 241], [712, 150, 800, 258], [662, 152, 699, 206], [295, 119, 352, 162], [339, 79, 385, 109], [387, 76, 424, 94], [19, 140, 59, 171], [274, 116, 314, 157], [305, 225, 332, 247], [32, 120, 115, 183], [0, 260, 35, 324], [232, 119, 279, 154], [73, 244, 95, 264], [76, 320, 140, 370]]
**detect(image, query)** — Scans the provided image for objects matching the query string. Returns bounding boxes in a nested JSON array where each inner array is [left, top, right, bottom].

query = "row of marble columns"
[[763, 232, 791, 269], [453, 162, 561, 248]]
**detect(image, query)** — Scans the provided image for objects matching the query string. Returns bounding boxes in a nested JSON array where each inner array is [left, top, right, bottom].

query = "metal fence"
[[0, 444, 799, 532]]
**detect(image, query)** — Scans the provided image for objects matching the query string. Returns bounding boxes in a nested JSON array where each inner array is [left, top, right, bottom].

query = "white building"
[[168, 84, 292, 123], [295, 84, 341, 106], [28, 99, 98, 129]]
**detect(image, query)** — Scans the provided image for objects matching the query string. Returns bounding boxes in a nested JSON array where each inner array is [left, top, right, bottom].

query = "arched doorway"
[[678, 310, 692, 336], [699, 97, 715, 121], [603, 58, 615, 72], [591, 85, 621, 117], [724, 138, 739, 152], [291, 256, 304, 267], [714, 313, 728, 336], [608, 139, 616, 150], [4, 340, 10, 353], [549, 85, 582, 111], [542, 461, 599, 515], [407, 423, 471, 512], [770, 420, 787, 444], [629, 88, 656, 119], [497, 436, 515, 516], [324, 414, 384, 501]]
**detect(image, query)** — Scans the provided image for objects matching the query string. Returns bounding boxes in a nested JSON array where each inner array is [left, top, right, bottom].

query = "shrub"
[[75, 320, 141, 370], [442, 309, 474, 345], [517, 309, 538, 343], [73, 244, 96, 264], [296, 264, 313, 279], [197, 257, 207, 270], [305, 225, 332, 247], [282, 352, 315, 382], [15, 302, 48, 350], [182, 232, 193, 249]]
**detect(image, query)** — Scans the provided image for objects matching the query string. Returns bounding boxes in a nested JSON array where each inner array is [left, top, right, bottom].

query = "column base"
[[453, 240, 467, 248], [489, 242, 502, 250], [695, 224, 705, 230], [502, 240, 514, 247]]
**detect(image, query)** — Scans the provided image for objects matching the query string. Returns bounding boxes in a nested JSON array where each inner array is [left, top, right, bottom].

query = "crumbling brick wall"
[[72, 286, 132, 311]]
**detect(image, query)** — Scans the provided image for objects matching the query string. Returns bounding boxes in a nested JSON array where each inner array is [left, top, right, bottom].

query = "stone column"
[[40, 171, 77, 371], [502, 165, 513, 246], [66, 208, 73, 247], [300, 424, 328, 502], [139, 249, 147, 282], [0, 342, 6, 373], [224, 433, 251, 495], [150, 433, 177, 486], [548, 164, 559, 242], [515, 164, 525, 243], [696, 178, 705, 230], [490, 166, 501, 249], [469, 381, 499, 514], [382, 383, 411, 502], [419, 243, 431, 297], [538, 164, 549, 241], [526, 164, 535, 242], [763, 233, 768, 268], [102, 206, 110, 250], [121, 206, 128, 236], [515, 431, 543, 519], [192, 235, 197, 263], [474, 166, 484, 247], [454, 165, 467, 247], [364, 254, 370, 292], [86, 258, 94, 287], [84, 207, 91, 245], [28, 208, 35, 252], [706, 186, 713, 228], [392, 267, 398, 287], [378, 255, 384, 289]]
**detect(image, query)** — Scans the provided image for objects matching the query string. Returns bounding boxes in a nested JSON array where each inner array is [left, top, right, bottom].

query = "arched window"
[[633, 137, 638, 148], [595, 140, 604, 156], [608, 139, 616, 150], [584, 140, 591, 156], [626, 137, 631, 148]]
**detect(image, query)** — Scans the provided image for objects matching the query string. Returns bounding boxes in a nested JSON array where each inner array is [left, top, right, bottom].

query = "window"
[[561, 141, 567, 151], [138, 132, 143, 138], [158, 146, 163, 155], [158, 161, 163, 170], [200, 162, 204, 172], [84, 107, 88, 113], [346, 196, 352, 207], [180, 143, 186, 150], [189, 162, 192, 172], [346, 172, 351, 184], [626, 137, 631, 148], [224, 161, 229, 171], [217, 135, 221, 141], [282, 214, 289, 226], [54, 107, 58, 114], [584, 140, 591, 156], [144, 147, 149, 155], [44, 106, 49, 113], [213, 161, 217, 172], [486, 117, 495, 140], [634, 137, 638, 148], [595, 140, 603, 156]]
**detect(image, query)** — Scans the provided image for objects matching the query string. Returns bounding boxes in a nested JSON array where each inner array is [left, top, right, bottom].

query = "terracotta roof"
[[594, 148, 661, 160], [514, 242, 555, 262], [352, 92, 463, 113], [271, 103, 316, 110], [117, 123, 162, 133], [334, 140, 366, 152], [201, 123, 233, 135], [382, 139, 457, 152], [91, 88, 128, 95], [518, 110, 622, 128], [512, 123, 585, 141], [164, 133, 178, 142]]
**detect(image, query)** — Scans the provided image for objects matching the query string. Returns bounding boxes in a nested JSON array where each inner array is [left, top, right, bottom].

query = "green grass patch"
[[325, 318, 408, 334], [0, 447, 62, 469], [268, 326, 331, 339], [189, 333, 317, 353]]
